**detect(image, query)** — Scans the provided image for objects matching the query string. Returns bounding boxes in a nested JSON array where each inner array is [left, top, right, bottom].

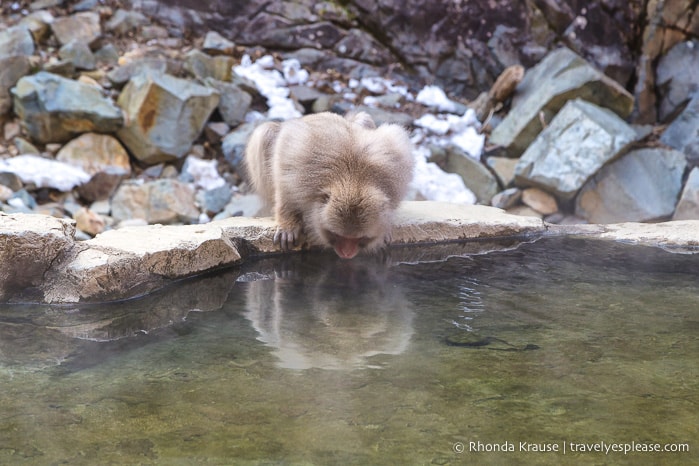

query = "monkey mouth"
[[332, 235, 361, 259]]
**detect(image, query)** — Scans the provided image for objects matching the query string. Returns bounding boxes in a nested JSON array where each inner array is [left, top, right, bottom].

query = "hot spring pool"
[[0, 237, 696, 465]]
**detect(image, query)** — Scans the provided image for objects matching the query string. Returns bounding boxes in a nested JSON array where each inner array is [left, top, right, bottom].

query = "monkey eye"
[[319, 192, 330, 204]]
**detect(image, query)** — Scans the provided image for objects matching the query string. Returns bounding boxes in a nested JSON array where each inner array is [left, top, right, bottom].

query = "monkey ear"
[[348, 111, 376, 129]]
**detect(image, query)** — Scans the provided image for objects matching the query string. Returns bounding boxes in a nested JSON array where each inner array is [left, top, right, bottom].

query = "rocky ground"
[[0, 0, 699, 239]]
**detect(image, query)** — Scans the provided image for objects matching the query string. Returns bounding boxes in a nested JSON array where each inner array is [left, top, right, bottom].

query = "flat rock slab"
[[2, 202, 699, 304]]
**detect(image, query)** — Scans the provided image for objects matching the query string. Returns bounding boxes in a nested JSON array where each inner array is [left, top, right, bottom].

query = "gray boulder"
[[515, 99, 640, 202], [656, 40, 699, 122], [660, 93, 699, 166], [673, 167, 699, 220], [58, 39, 96, 71], [0, 25, 35, 57], [184, 49, 234, 82], [221, 122, 257, 168], [206, 79, 252, 128], [50, 11, 101, 47], [11, 71, 124, 144], [202, 30, 236, 55], [111, 179, 200, 225], [116, 72, 220, 164], [489, 47, 634, 157], [104, 8, 150, 35], [0, 26, 35, 115], [575, 148, 687, 223], [435, 146, 500, 204]]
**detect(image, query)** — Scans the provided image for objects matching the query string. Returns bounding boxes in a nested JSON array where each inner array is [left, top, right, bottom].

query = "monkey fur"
[[244, 111, 414, 259]]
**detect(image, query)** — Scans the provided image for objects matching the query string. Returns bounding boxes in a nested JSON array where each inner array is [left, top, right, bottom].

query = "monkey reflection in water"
[[244, 254, 414, 370]]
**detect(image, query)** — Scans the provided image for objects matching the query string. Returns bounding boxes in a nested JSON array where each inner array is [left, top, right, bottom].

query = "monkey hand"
[[273, 226, 303, 251]]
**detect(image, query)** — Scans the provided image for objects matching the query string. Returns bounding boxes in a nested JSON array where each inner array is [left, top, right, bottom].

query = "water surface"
[[0, 237, 697, 465]]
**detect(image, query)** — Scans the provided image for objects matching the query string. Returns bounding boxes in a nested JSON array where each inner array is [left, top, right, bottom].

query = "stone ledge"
[[2, 202, 699, 304]]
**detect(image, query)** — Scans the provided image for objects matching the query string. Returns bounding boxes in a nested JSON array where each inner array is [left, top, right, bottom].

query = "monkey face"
[[314, 185, 391, 259]]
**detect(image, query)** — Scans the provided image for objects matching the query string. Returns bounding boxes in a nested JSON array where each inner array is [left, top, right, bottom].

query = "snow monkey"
[[244, 111, 414, 259]]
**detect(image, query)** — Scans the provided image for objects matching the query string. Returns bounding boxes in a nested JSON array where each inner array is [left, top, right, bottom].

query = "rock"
[[505, 205, 543, 219], [489, 47, 634, 157], [334, 28, 393, 65], [0, 155, 91, 191], [660, 93, 699, 167], [14, 137, 40, 154], [515, 99, 640, 202], [58, 39, 96, 70], [575, 148, 687, 223], [221, 122, 257, 168], [0, 26, 35, 116], [11, 71, 124, 144], [73, 206, 105, 236], [111, 179, 199, 225], [0, 213, 75, 302], [521, 187, 558, 215], [43, 222, 243, 303], [656, 40, 699, 122], [0, 173, 22, 191], [0, 185, 12, 202], [94, 43, 120, 67], [486, 156, 518, 187], [351, 105, 414, 127], [50, 11, 102, 47], [197, 185, 233, 215], [105, 8, 149, 35], [184, 49, 234, 82], [204, 78, 252, 128], [673, 167, 699, 220], [0, 25, 36, 58], [204, 121, 230, 144], [116, 72, 220, 164], [214, 193, 265, 219], [491, 187, 522, 210], [56, 133, 132, 201], [437, 146, 500, 204], [18, 10, 54, 43], [202, 30, 236, 55]]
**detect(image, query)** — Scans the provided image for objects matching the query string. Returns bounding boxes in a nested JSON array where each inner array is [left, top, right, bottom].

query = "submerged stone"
[[575, 148, 687, 223], [11, 71, 124, 144], [515, 99, 640, 202], [116, 72, 220, 164], [489, 47, 633, 157]]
